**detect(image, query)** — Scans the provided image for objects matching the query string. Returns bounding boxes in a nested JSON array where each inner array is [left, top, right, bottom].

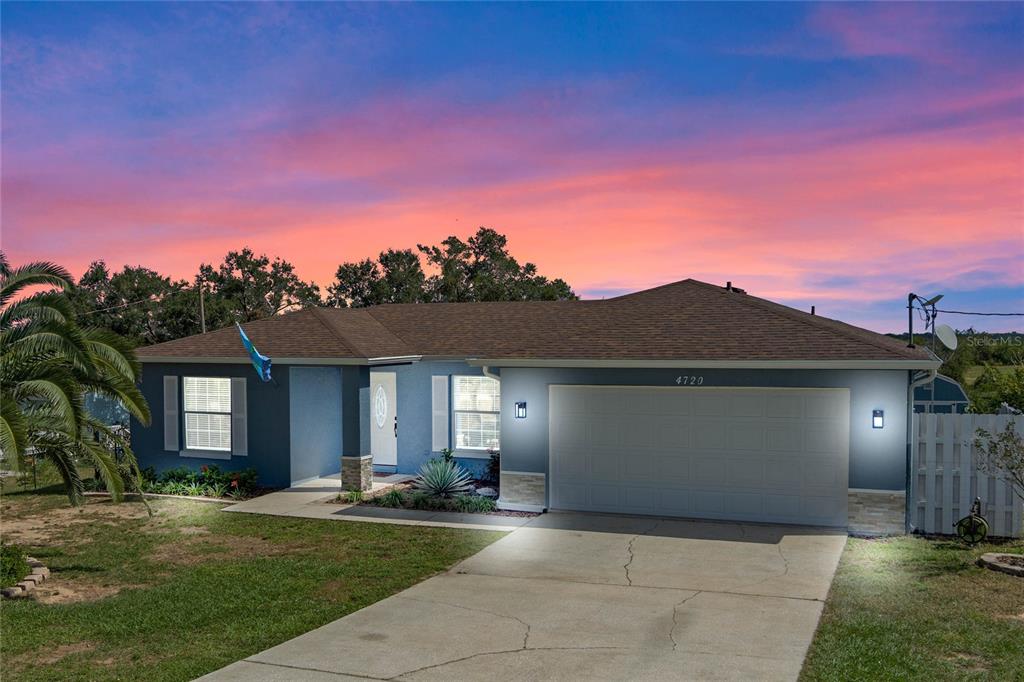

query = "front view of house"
[[131, 279, 939, 531]]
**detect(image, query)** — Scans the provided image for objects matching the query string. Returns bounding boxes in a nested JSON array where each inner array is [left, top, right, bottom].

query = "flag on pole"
[[236, 322, 272, 382]]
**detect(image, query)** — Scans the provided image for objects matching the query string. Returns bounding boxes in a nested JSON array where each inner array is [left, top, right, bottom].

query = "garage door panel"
[[766, 395, 804, 419], [655, 393, 692, 417], [693, 423, 727, 450], [767, 426, 803, 452], [549, 386, 849, 527], [692, 490, 726, 514], [804, 461, 843, 487], [692, 457, 727, 485], [623, 452, 655, 479], [554, 447, 589, 477], [654, 488, 691, 513], [726, 458, 764, 487], [655, 454, 690, 481], [805, 427, 844, 454], [590, 484, 621, 508], [731, 394, 765, 418], [592, 420, 621, 448], [764, 494, 803, 518], [623, 487, 657, 511], [725, 492, 764, 516], [655, 421, 689, 449], [694, 394, 729, 417], [806, 393, 847, 419], [728, 424, 765, 451], [802, 496, 843, 521], [589, 451, 619, 479]]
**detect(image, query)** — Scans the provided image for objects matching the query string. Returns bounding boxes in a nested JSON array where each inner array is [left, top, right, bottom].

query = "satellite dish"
[[935, 324, 958, 351]]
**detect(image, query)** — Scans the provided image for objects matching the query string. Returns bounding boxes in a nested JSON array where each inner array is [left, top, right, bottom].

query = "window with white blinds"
[[183, 377, 232, 451], [453, 376, 500, 450]]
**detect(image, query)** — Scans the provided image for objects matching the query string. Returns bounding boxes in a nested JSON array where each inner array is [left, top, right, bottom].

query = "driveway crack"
[[395, 596, 532, 649], [390, 646, 632, 679], [669, 591, 702, 651], [623, 534, 639, 586]]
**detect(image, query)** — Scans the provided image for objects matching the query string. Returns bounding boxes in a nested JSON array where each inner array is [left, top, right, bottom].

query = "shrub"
[[343, 489, 364, 503], [183, 482, 205, 497], [413, 459, 473, 498], [452, 494, 497, 514], [409, 491, 434, 510], [1, 544, 30, 589], [377, 488, 407, 508]]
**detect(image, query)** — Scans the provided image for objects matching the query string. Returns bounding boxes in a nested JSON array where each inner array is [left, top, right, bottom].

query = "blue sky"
[[3, 2, 1022, 331]]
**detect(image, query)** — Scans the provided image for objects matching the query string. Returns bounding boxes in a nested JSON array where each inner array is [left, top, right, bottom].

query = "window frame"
[[182, 376, 232, 453], [452, 375, 501, 452]]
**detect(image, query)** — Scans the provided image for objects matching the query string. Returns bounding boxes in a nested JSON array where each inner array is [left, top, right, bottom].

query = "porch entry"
[[370, 371, 397, 466]]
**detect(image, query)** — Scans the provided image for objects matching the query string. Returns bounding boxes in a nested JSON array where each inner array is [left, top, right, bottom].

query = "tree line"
[[63, 227, 577, 348]]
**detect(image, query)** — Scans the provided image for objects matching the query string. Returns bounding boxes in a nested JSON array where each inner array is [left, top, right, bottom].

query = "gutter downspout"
[[906, 367, 938, 534], [481, 365, 500, 382]]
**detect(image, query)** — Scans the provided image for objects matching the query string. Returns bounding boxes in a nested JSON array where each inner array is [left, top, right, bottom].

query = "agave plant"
[[0, 254, 151, 505], [412, 458, 474, 498]]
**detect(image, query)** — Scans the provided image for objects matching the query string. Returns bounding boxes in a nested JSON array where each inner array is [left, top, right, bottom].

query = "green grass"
[[801, 536, 1024, 681], [0, 485, 504, 681]]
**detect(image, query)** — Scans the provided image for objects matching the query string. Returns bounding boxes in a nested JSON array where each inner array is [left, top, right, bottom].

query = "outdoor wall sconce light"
[[872, 409, 884, 429], [515, 401, 527, 419]]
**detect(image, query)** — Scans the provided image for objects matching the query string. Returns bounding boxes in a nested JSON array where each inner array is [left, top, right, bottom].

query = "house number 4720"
[[676, 375, 704, 385]]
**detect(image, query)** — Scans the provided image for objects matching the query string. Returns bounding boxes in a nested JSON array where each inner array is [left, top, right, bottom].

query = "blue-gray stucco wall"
[[374, 360, 491, 478], [289, 367, 343, 483], [131, 363, 293, 488], [498, 367, 910, 491]]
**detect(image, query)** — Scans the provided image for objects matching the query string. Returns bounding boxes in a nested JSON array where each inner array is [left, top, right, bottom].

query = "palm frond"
[[0, 261, 72, 306]]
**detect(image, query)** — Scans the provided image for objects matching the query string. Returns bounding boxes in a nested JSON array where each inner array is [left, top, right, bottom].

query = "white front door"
[[549, 386, 850, 526], [370, 371, 397, 466]]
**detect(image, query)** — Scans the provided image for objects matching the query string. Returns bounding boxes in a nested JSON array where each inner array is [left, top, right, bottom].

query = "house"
[[913, 374, 969, 414], [131, 279, 940, 531]]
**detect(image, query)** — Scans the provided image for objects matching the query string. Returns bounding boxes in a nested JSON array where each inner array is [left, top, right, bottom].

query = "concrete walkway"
[[222, 475, 529, 531], [199, 511, 846, 681]]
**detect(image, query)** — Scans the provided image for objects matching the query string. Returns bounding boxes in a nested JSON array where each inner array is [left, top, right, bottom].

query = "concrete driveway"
[[200, 513, 846, 681]]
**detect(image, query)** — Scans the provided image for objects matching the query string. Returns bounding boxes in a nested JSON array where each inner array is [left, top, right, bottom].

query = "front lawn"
[[0, 486, 504, 681], [802, 536, 1024, 681]]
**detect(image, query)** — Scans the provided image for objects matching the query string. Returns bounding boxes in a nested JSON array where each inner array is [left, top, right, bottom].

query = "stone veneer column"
[[848, 490, 906, 536], [498, 471, 547, 512], [341, 455, 372, 492]]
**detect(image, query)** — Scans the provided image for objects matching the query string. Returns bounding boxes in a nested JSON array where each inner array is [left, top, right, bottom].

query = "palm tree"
[[0, 253, 151, 504]]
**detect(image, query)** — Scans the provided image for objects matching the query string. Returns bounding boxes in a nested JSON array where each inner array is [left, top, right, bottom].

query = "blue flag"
[[236, 323, 272, 382]]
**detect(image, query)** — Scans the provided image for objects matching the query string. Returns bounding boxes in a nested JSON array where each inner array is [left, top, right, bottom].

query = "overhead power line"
[[911, 305, 1023, 318]]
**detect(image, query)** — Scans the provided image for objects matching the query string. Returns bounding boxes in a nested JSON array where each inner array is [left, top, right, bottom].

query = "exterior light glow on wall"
[[872, 409, 884, 429], [515, 401, 527, 419]]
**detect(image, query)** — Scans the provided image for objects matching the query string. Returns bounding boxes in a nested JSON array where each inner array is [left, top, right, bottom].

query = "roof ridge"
[[364, 306, 419, 350], [604, 278, 700, 301], [684, 280, 917, 359], [307, 307, 363, 357]]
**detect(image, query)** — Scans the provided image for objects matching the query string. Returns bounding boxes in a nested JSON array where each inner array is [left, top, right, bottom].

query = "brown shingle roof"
[[136, 279, 933, 363]]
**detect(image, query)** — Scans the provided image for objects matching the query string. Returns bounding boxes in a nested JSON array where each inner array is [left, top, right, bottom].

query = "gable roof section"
[[136, 278, 936, 366], [134, 308, 361, 361]]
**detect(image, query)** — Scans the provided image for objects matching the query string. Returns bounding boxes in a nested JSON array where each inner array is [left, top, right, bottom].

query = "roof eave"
[[467, 358, 942, 370], [138, 356, 369, 366]]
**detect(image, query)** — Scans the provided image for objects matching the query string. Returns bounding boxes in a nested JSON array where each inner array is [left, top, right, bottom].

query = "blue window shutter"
[[231, 377, 247, 456], [163, 376, 178, 451], [431, 376, 449, 451]]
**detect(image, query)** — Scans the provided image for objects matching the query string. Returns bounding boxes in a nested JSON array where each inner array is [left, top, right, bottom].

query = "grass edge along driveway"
[[801, 535, 1024, 681], [0, 488, 505, 682]]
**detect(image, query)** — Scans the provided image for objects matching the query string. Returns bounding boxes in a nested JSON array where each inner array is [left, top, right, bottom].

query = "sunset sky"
[[2, 2, 1022, 332]]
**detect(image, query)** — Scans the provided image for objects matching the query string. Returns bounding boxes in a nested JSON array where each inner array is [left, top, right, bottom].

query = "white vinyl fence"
[[912, 413, 1023, 537]]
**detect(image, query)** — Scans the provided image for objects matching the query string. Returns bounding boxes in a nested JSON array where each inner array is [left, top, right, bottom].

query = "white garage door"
[[549, 386, 850, 526]]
